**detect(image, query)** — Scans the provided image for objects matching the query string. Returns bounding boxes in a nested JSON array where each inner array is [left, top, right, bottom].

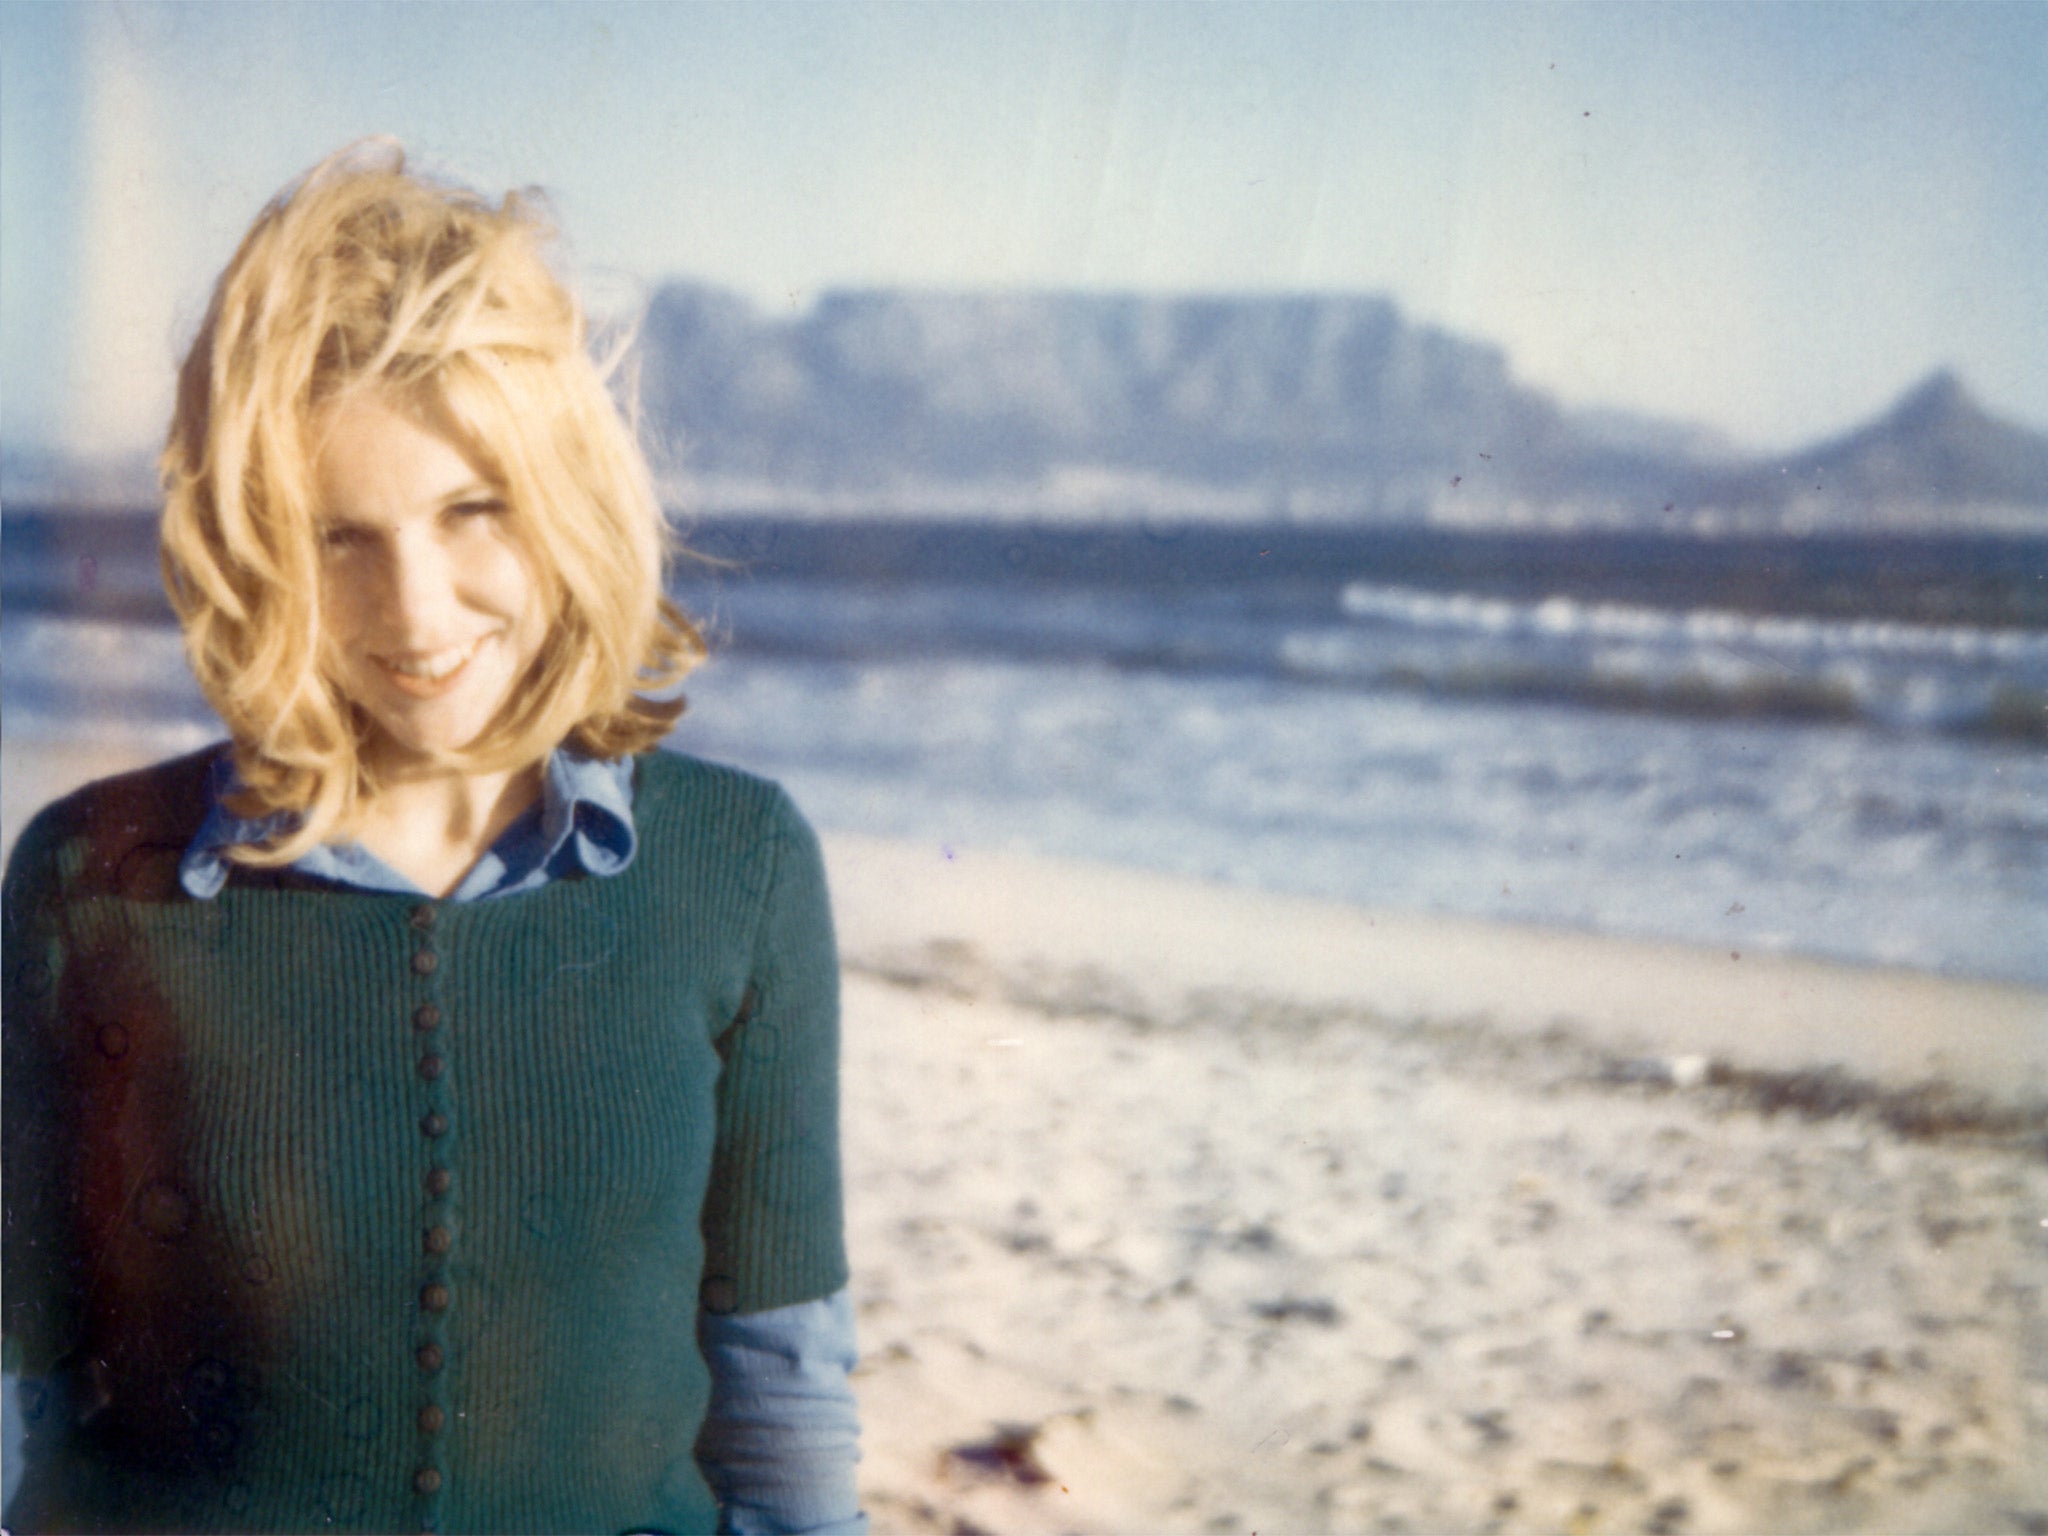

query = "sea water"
[[4, 513, 2044, 985]]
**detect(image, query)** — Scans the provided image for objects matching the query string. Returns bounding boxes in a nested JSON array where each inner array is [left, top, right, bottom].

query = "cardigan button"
[[424, 1167, 453, 1197], [413, 1003, 441, 1032], [410, 904, 437, 931], [700, 1274, 739, 1315], [423, 1225, 453, 1256], [413, 1467, 442, 1496], [418, 1404, 446, 1435], [420, 1283, 450, 1314], [420, 1112, 449, 1139], [415, 1343, 443, 1374], [412, 950, 439, 977], [417, 1054, 445, 1082]]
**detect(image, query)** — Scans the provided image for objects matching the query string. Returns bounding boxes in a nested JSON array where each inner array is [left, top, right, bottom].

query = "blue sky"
[[3, 1, 2044, 459]]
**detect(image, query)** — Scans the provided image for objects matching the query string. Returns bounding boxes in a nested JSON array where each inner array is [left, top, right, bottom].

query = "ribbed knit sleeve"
[[2, 808, 83, 1377], [696, 787, 850, 1318]]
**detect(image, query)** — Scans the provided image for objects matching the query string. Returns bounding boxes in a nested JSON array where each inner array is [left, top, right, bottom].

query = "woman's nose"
[[379, 531, 458, 633]]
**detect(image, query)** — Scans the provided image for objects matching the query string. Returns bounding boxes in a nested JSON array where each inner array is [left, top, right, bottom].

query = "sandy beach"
[[826, 836, 2048, 1536], [5, 741, 2046, 1534]]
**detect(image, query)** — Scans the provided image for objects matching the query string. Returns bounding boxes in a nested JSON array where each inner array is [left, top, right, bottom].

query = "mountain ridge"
[[639, 282, 2048, 532], [5, 286, 2044, 533]]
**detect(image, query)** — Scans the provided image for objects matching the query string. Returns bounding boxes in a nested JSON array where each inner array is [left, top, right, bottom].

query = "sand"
[[4, 742, 2045, 1534], [825, 838, 2048, 1536]]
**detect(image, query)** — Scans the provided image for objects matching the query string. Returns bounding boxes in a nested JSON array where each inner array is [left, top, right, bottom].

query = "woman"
[[2, 144, 864, 1534]]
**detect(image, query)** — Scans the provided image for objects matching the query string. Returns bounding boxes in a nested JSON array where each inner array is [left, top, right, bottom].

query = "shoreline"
[[5, 738, 2043, 1105], [821, 833, 2048, 1109]]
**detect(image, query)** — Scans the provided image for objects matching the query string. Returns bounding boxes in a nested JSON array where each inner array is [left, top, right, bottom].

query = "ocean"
[[5, 512, 2045, 986]]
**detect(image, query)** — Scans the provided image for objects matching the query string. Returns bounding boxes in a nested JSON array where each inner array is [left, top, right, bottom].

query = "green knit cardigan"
[[2, 747, 849, 1535]]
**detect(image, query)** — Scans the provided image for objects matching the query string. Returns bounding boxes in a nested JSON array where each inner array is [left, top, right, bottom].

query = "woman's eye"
[[448, 497, 508, 520], [318, 524, 366, 551]]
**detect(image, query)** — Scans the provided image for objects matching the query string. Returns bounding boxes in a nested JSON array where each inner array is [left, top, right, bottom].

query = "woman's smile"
[[373, 633, 491, 694]]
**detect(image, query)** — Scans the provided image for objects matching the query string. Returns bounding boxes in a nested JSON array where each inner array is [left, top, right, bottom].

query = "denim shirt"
[[1, 748, 865, 1536]]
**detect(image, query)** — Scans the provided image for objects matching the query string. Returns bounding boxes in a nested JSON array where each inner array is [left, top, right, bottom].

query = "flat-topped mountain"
[[641, 284, 1660, 519], [645, 286, 1565, 486]]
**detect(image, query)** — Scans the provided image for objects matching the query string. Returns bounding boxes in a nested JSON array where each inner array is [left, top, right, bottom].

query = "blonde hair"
[[160, 141, 702, 863]]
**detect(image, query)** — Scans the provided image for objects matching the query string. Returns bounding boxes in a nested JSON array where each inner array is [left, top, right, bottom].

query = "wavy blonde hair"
[[160, 141, 702, 863]]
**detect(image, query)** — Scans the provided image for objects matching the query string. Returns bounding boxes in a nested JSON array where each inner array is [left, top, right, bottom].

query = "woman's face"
[[313, 390, 552, 774]]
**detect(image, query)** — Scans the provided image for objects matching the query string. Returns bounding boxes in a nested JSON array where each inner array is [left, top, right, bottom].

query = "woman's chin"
[[360, 719, 490, 778], [354, 687, 518, 777]]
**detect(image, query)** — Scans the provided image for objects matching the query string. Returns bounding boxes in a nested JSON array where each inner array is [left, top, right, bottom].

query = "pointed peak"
[[1884, 369, 1979, 429]]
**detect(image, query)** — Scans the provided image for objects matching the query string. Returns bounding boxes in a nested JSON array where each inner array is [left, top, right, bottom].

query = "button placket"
[[408, 903, 454, 1518]]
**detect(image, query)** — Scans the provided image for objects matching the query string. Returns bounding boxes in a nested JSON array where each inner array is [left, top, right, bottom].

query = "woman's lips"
[[372, 635, 485, 699]]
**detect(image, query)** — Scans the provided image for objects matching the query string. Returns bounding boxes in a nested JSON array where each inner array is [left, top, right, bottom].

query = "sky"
[[2, 0, 2044, 461]]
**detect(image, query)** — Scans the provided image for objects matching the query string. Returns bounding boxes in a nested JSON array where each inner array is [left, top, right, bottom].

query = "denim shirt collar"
[[178, 746, 637, 901]]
